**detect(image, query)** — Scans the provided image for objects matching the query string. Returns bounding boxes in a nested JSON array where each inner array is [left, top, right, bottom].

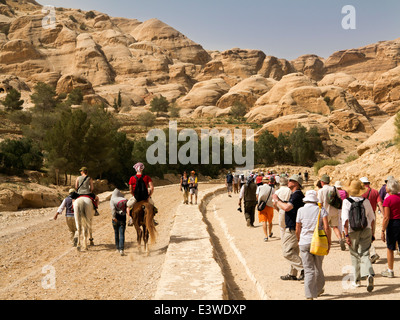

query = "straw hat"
[[262, 176, 269, 182], [346, 180, 365, 197], [68, 188, 76, 194]]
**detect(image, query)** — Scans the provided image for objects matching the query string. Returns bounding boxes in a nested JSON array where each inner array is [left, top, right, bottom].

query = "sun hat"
[[360, 177, 370, 184], [320, 174, 330, 184], [303, 190, 319, 203], [289, 174, 303, 188], [262, 176, 269, 182], [69, 188, 76, 194], [334, 181, 343, 188], [79, 166, 87, 172], [385, 175, 395, 183], [133, 162, 145, 171], [346, 180, 365, 197]]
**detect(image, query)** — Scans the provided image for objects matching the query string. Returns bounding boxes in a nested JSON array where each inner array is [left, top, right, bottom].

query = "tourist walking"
[[233, 173, 239, 194], [275, 177, 292, 240], [272, 174, 305, 281], [296, 190, 331, 299], [226, 171, 234, 197], [188, 171, 198, 205], [379, 175, 395, 201], [318, 174, 346, 251], [238, 174, 258, 227], [180, 171, 189, 204], [256, 176, 275, 241], [342, 180, 375, 292], [110, 189, 128, 256], [53, 188, 78, 246], [360, 176, 384, 263], [381, 178, 400, 278]]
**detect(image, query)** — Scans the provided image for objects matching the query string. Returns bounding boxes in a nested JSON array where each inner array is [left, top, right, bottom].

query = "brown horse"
[[130, 201, 157, 254]]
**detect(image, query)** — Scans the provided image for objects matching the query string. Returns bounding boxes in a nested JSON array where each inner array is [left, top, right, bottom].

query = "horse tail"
[[144, 204, 157, 244], [76, 198, 90, 230]]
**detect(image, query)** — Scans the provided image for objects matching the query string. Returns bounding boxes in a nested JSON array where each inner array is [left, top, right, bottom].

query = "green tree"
[[150, 95, 169, 115], [229, 101, 247, 119], [138, 111, 156, 128], [1, 88, 24, 111], [255, 130, 277, 166], [66, 88, 84, 106], [288, 124, 323, 165], [30, 82, 58, 114], [0, 138, 43, 174]]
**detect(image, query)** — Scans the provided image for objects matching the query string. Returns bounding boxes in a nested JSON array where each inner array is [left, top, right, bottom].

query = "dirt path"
[[0, 183, 219, 300], [204, 190, 400, 300]]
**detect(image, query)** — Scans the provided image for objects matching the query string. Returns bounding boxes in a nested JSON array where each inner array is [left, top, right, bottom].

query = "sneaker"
[[367, 275, 374, 292], [269, 232, 274, 238], [318, 288, 325, 297], [246, 219, 251, 227], [264, 237, 268, 242], [280, 274, 297, 281], [381, 269, 394, 278], [119, 250, 125, 256], [297, 270, 305, 281], [94, 209, 100, 216], [370, 254, 380, 264], [340, 239, 346, 251]]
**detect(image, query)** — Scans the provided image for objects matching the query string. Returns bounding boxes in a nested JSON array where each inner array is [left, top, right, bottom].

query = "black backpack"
[[327, 186, 343, 209], [348, 198, 367, 231], [134, 175, 149, 202]]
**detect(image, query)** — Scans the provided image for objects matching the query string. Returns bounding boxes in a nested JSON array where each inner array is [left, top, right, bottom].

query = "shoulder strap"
[[348, 198, 355, 204], [77, 175, 89, 192]]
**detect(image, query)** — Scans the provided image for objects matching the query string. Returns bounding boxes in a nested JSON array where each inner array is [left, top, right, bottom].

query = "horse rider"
[[73, 166, 100, 216], [127, 162, 158, 225]]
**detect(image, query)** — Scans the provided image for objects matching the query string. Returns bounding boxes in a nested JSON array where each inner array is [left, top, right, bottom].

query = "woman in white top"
[[296, 190, 331, 300]]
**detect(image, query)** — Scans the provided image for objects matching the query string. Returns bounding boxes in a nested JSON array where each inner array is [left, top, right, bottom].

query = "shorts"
[[227, 183, 233, 192], [190, 187, 198, 195], [259, 205, 274, 224], [386, 220, 400, 251], [327, 211, 339, 228]]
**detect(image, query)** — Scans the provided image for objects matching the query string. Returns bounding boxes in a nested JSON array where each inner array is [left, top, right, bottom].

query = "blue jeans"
[[112, 220, 126, 251]]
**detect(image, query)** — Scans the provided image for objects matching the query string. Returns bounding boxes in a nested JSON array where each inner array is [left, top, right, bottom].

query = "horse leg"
[[76, 219, 82, 251], [89, 218, 94, 246], [143, 225, 149, 255]]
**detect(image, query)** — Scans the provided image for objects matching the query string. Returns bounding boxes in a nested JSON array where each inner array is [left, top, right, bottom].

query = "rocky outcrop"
[[0, 189, 23, 211]]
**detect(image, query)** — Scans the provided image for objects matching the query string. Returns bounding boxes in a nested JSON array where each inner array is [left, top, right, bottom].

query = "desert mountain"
[[0, 0, 399, 160]]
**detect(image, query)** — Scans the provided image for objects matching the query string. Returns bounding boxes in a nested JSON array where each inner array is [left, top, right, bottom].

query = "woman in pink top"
[[334, 181, 348, 200], [381, 178, 400, 278]]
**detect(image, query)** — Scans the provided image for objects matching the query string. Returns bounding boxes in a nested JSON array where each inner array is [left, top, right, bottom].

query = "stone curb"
[[154, 185, 228, 300]]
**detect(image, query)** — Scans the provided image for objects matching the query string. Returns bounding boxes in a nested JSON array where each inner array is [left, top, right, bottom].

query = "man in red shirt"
[[127, 162, 157, 225], [360, 177, 384, 263]]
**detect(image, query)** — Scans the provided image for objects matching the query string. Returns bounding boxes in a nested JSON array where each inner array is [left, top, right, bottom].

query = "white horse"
[[74, 197, 95, 251]]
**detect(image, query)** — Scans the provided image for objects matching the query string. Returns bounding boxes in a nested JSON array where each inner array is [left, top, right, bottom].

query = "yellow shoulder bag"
[[310, 208, 329, 256]]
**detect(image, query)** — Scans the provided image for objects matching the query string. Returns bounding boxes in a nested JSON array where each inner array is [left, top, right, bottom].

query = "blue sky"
[[41, 0, 400, 60]]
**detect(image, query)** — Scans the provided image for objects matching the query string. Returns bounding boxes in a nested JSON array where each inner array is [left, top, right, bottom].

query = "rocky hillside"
[[0, 0, 399, 160]]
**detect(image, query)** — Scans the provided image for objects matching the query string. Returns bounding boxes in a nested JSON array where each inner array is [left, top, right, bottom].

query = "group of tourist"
[[233, 170, 400, 299]]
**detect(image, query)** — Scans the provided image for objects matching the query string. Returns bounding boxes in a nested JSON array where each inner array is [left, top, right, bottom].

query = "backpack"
[[327, 186, 342, 209], [348, 198, 368, 231], [134, 175, 149, 202]]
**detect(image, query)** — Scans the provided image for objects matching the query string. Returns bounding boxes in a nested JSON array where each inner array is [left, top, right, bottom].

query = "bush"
[[0, 138, 43, 174], [1, 88, 24, 111], [150, 95, 169, 115], [138, 111, 156, 128], [313, 159, 341, 175], [229, 101, 247, 119], [85, 11, 96, 19]]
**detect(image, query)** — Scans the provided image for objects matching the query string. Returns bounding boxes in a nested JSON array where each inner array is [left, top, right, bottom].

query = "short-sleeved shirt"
[[383, 194, 400, 220], [362, 187, 382, 212], [285, 190, 304, 230], [318, 185, 340, 216], [341, 196, 375, 233], [128, 174, 152, 194], [296, 204, 328, 246]]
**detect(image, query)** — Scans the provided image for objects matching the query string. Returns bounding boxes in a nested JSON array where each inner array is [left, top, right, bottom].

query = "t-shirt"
[[296, 204, 328, 246], [318, 185, 340, 216], [129, 174, 152, 194], [256, 184, 275, 207], [341, 196, 375, 232], [362, 187, 382, 212], [285, 190, 304, 230], [383, 194, 400, 220]]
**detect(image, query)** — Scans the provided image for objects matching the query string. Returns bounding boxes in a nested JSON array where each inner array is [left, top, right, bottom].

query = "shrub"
[[138, 111, 156, 128], [313, 159, 341, 175], [229, 101, 247, 119], [150, 95, 169, 115], [1, 88, 24, 111]]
